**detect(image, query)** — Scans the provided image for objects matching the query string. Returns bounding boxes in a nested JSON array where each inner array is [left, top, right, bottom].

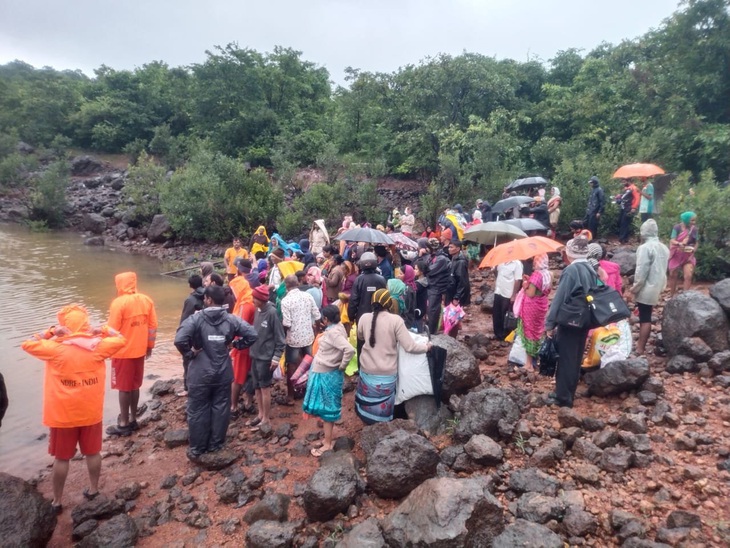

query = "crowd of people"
[[18, 173, 700, 512]]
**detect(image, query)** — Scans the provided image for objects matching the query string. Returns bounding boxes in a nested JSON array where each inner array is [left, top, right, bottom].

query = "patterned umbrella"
[[387, 232, 419, 251]]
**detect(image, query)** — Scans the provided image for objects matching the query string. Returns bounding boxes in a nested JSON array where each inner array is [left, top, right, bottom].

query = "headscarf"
[[371, 288, 393, 311], [587, 243, 603, 270], [257, 258, 268, 272], [200, 262, 214, 278], [307, 266, 322, 285], [472, 209, 482, 221], [551, 186, 560, 197], [387, 278, 407, 315], [565, 237, 589, 260], [680, 211, 696, 226], [538, 188, 546, 198], [401, 265, 416, 292], [532, 253, 552, 293]]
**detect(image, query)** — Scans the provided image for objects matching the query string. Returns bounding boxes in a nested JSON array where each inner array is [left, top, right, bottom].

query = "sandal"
[[83, 489, 99, 501], [51, 503, 63, 515], [246, 417, 262, 427]]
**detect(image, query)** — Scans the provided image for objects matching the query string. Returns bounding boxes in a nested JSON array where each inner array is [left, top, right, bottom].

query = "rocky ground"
[[3, 267, 727, 547], [3, 154, 730, 546]]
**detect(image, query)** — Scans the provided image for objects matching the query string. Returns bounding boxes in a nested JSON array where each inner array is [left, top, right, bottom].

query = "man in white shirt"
[[280, 275, 321, 403], [493, 260, 523, 340]]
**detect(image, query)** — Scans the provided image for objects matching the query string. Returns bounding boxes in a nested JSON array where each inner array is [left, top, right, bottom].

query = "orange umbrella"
[[479, 236, 563, 269], [613, 163, 665, 179]]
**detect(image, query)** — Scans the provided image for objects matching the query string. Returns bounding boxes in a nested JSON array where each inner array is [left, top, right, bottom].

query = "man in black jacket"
[[425, 238, 452, 334], [446, 240, 471, 306], [175, 285, 258, 461], [177, 274, 205, 396], [585, 176, 605, 237], [347, 252, 386, 323]]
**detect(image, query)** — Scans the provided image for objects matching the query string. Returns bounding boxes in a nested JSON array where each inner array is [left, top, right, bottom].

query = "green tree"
[[29, 160, 68, 228]]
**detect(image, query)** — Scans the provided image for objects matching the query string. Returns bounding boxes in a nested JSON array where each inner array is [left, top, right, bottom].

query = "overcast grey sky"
[[0, 0, 681, 84]]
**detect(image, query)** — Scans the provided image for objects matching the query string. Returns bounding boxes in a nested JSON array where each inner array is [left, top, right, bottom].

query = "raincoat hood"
[[640, 218, 659, 239], [115, 272, 138, 296], [312, 219, 330, 243], [57, 304, 91, 334], [255, 225, 268, 237], [201, 306, 229, 326]]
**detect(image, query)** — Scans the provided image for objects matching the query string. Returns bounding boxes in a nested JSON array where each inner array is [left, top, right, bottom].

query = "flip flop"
[[83, 489, 99, 501], [310, 447, 325, 457], [51, 503, 63, 515], [246, 417, 262, 427]]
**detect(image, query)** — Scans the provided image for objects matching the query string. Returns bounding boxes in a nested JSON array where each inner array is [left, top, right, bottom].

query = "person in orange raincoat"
[[230, 261, 256, 417], [22, 304, 126, 512], [106, 272, 158, 437]]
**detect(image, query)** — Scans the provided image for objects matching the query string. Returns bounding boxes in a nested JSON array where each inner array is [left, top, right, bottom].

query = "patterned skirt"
[[355, 371, 397, 425], [302, 369, 344, 423]]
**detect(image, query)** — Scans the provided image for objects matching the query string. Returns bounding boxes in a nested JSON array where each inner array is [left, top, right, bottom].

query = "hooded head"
[[589, 176, 600, 188], [640, 218, 659, 240], [587, 243, 603, 269], [552, 186, 560, 197], [299, 239, 310, 252], [115, 272, 138, 296], [57, 304, 91, 334]]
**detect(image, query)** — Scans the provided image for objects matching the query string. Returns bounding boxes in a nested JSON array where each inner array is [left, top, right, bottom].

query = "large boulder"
[[83, 213, 107, 235], [147, 214, 172, 243], [584, 359, 650, 396], [78, 514, 138, 548], [245, 520, 297, 548], [360, 419, 421, 460], [366, 430, 439, 499], [303, 452, 361, 521], [335, 518, 385, 548], [431, 335, 481, 400], [381, 477, 504, 547], [662, 291, 729, 356], [492, 519, 563, 548], [454, 387, 521, 441], [404, 394, 453, 434], [611, 249, 637, 276], [71, 155, 103, 176], [71, 495, 126, 526], [709, 278, 730, 316], [243, 493, 290, 524], [0, 473, 57, 547]]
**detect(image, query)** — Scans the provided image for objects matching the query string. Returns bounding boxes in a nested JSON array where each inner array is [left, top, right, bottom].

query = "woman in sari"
[[250, 226, 269, 256], [356, 289, 431, 424], [547, 187, 562, 238], [303, 305, 354, 457], [668, 211, 698, 296], [516, 254, 552, 371]]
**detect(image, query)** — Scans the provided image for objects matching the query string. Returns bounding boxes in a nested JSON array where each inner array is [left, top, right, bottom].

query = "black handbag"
[[504, 310, 518, 333], [587, 284, 631, 328], [538, 336, 559, 377], [555, 286, 591, 329]]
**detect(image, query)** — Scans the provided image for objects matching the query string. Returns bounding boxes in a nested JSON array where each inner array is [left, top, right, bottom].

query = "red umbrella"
[[613, 163, 665, 179]]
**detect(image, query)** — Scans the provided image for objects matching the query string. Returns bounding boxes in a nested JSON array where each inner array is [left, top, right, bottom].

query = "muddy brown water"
[[0, 224, 189, 478]]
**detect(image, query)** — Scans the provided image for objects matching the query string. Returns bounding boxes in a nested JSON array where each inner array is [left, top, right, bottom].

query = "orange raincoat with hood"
[[108, 272, 158, 358], [21, 305, 126, 428]]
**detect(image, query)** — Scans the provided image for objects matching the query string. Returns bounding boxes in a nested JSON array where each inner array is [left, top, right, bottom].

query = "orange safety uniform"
[[225, 246, 249, 276], [229, 276, 253, 317], [21, 305, 126, 428], [107, 272, 158, 358]]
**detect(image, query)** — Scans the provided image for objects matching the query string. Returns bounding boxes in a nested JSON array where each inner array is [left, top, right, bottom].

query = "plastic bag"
[[538, 336, 559, 377], [442, 303, 465, 335], [395, 332, 433, 404], [505, 330, 516, 343], [583, 325, 621, 368], [508, 335, 527, 367]]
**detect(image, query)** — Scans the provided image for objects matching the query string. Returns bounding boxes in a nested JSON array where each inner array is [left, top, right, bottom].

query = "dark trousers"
[[493, 293, 511, 340], [187, 382, 231, 454], [427, 289, 443, 334], [619, 210, 634, 243], [640, 213, 652, 223], [555, 326, 589, 407], [182, 355, 191, 391], [586, 214, 600, 238]]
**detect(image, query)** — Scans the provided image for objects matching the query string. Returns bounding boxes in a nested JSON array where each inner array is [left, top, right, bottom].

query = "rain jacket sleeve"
[[347, 277, 362, 322], [232, 316, 259, 350], [174, 314, 198, 361]]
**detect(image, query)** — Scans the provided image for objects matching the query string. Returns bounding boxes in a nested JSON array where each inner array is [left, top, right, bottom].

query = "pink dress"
[[599, 260, 623, 293], [518, 271, 551, 355]]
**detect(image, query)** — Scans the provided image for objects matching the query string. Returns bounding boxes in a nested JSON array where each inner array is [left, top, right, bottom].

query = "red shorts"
[[232, 349, 251, 385], [111, 356, 145, 391], [49, 422, 102, 460]]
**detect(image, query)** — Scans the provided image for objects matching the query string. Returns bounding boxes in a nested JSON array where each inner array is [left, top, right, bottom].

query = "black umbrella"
[[503, 218, 549, 233], [508, 176, 549, 191], [492, 196, 534, 215]]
